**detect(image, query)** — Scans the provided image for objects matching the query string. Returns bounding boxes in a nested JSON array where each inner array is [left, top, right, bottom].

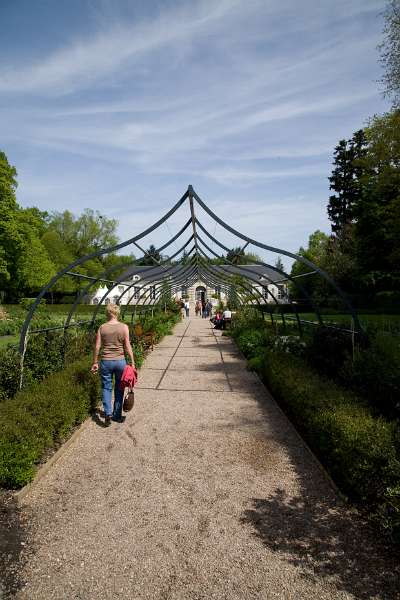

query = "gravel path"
[[15, 317, 399, 600]]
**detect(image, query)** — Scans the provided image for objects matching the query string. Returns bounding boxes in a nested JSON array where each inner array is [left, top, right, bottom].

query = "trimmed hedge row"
[[262, 351, 400, 541], [0, 328, 94, 402], [0, 357, 99, 488], [230, 311, 400, 543], [0, 308, 182, 402], [0, 307, 181, 488]]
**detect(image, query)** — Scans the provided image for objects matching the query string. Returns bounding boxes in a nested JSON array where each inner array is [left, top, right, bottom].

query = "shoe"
[[104, 415, 112, 427], [111, 415, 126, 423]]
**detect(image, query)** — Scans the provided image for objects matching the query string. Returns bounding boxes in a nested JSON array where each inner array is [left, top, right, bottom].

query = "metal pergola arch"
[[20, 184, 363, 362]]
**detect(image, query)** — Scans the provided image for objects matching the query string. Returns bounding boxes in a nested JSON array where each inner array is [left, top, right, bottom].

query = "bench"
[[133, 322, 156, 351]]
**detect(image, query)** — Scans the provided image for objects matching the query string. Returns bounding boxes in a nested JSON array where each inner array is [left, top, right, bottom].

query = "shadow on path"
[[242, 488, 400, 599], [0, 492, 27, 599]]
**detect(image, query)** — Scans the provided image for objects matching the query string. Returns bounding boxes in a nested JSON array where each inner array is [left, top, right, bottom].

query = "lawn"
[[296, 312, 400, 333], [0, 335, 18, 349]]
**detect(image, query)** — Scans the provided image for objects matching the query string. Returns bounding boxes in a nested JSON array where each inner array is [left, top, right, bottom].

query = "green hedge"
[[0, 357, 99, 488], [0, 307, 181, 402], [0, 307, 181, 488], [230, 311, 400, 543]]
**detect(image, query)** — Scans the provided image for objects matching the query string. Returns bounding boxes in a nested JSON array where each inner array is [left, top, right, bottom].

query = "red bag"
[[119, 365, 138, 391]]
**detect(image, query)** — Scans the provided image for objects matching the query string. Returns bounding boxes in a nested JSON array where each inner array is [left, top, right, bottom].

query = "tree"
[[289, 231, 330, 301], [327, 130, 367, 232], [274, 256, 284, 272], [226, 247, 261, 265], [138, 244, 161, 266], [0, 151, 56, 299], [47, 209, 118, 259], [353, 110, 400, 292], [226, 246, 245, 264], [379, 0, 400, 108]]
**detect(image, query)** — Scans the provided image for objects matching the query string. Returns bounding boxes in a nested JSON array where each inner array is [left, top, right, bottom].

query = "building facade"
[[88, 265, 288, 306]]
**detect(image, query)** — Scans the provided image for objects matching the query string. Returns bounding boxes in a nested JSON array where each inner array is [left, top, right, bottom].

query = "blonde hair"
[[105, 303, 120, 319]]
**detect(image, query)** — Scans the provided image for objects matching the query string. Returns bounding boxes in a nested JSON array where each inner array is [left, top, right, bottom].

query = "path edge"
[[219, 330, 346, 502], [15, 417, 93, 505]]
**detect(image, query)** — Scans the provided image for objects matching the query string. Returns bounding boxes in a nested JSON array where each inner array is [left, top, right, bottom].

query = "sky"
[[0, 0, 389, 268]]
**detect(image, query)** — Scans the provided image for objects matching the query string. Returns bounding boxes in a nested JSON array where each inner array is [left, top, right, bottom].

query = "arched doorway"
[[195, 286, 206, 303]]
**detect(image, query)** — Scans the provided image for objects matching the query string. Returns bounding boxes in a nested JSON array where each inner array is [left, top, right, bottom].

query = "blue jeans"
[[100, 359, 126, 419]]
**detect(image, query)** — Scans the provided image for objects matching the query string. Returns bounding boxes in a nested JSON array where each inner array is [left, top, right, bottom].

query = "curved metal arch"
[[195, 217, 324, 324], [195, 250, 265, 308], [196, 263, 262, 314], [124, 259, 203, 319], [121, 259, 200, 316], [64, 216, 194, 329], [196, 235, 279, 308], [20, 184, 363, 368], [92, 236, 196, 323], [195, 265, 249, 309], [19, 189, 190, 353], [191, 187, 361, 332], [117, 248, 199, 320]]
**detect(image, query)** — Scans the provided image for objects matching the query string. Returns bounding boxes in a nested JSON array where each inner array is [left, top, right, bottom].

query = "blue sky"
[[0, 0, 389, 266]]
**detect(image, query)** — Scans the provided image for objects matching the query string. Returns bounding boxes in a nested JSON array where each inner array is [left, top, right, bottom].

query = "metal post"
[[294, 306, 303, 337], [281, 311, 286, 333]]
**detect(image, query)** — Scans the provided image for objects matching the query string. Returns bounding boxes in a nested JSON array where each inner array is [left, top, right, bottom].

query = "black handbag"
[[123, 388, 135, 412]]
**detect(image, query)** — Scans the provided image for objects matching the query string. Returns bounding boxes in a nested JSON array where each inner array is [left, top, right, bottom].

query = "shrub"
[[0, 346, 22, 402], [0, 357, 100, 488], [262, 350, 400, 543], [342, 331, 400, 417], [305, 326, 353, 378]]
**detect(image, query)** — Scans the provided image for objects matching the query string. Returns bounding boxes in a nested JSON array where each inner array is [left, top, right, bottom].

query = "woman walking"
[[91, 303, 135, 426]]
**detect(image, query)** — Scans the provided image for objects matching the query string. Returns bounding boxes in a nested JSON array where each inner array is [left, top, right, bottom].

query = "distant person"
[[195, 300, 201, 317], [184, 299, 190, 317], [201, 300, 207, 318], [180, 299, 185, 319], [213, 311, 223, 330], [206, 300, 213, 318], [91, 303, 135, 426], [222, 307, 232, 330]]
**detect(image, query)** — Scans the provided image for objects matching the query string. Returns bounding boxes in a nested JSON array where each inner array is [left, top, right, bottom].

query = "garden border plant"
[[0, 307, 181, 489], [229, 307, 400, 544]]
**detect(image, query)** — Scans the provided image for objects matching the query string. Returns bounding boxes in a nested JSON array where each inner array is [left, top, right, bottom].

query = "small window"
[[133, 286, 140, 299], [277, 285, 285, 300], [150, 286, 156, 300]]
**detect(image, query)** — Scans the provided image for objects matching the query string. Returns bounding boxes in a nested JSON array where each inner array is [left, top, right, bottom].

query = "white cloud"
[[0, 0, 245, 95]]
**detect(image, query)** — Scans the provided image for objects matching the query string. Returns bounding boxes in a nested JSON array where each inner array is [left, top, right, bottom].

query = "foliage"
[[0, 150, 135, 301], [0, 357, 100, 488], [354, 110, 400, 295], [137, 244, 161, 266], [0, 152, 55, 300], [327, 130, 367, 232], [343, 331, 400, 418], [263, 350, 400, 543], [290, 109, 400, 308], [0, 306, 181, 488], [289, 230, 330, 301], [274, 255, 284, 272], [230, 310, 400, 542], [225, 247, 261, 265], [304, 326, 353, 379], [379, 0, 400, 108]]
